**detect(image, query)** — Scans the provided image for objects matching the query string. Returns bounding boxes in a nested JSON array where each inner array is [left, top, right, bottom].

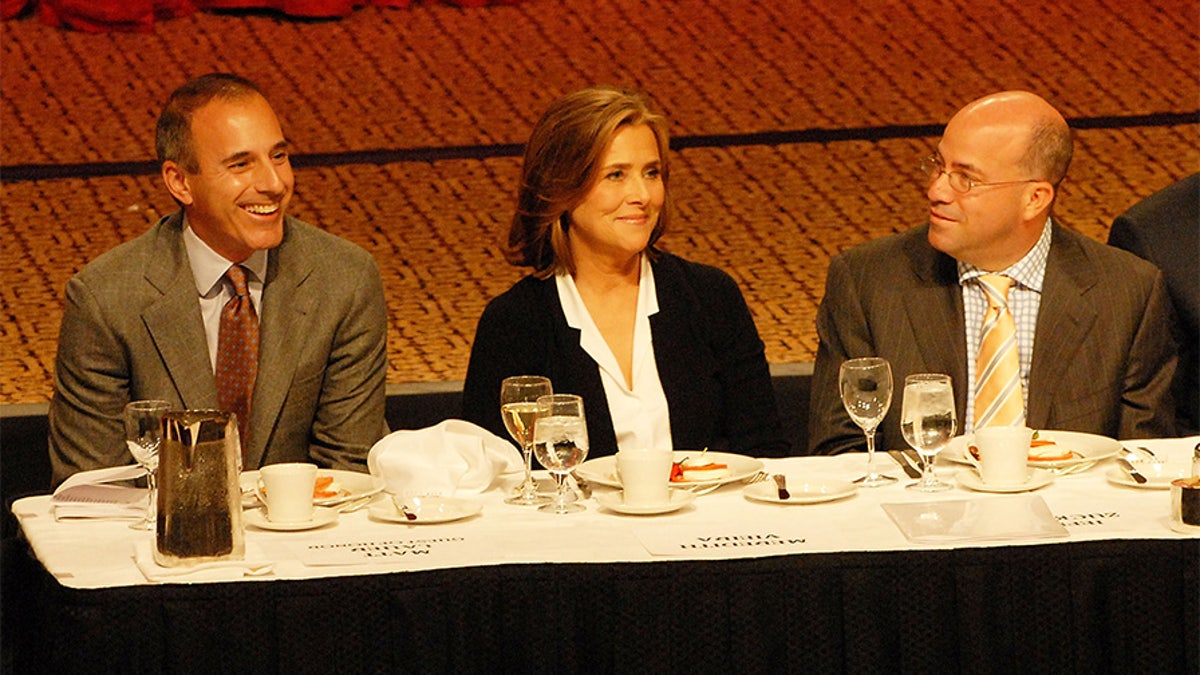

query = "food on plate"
[[259, 474, 344, 500], [669, 460, 730, 482], [967, 432, 1079, 463], [313, 475, 339, 500]]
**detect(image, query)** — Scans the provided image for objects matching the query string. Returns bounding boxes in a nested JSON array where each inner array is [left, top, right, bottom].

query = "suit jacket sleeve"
[[808, 252, 877, 455], [655, 258, 788, 457], [1115, 270, 1178, 438], [460, 279, 547, 442], [303, 250, 389, 471], [48, 272, 135, 483]]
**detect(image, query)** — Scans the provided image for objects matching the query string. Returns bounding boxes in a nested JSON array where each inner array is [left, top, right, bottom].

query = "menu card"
[[52, 464, 147, 520], [882, 495, 1069, 544]]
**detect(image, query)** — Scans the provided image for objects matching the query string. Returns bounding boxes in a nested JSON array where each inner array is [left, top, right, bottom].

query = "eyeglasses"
[[919, 155, 1044, 194]]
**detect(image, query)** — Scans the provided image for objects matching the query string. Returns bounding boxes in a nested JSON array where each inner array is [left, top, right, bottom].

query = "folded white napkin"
[[133, 540, 274, 583], [367, 419, 523, 497], [52, 464, 148, 521]]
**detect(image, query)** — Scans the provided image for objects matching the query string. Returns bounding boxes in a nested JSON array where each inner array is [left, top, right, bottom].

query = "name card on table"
[[297, 535, 483, 567], [633, 524, 811, 557]]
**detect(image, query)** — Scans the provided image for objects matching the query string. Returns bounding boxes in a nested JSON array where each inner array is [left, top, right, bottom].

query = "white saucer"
[[1105, 463, 1190, 490], [956, 469, 1054, 493], [594, 489, 696, 515], [244, 506, 339, 531], [369, 496, 482, 524], [743, 479, 857, 504]]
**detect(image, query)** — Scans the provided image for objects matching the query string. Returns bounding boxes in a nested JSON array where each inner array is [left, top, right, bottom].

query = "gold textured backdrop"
[[2, 0, 1197, 404]]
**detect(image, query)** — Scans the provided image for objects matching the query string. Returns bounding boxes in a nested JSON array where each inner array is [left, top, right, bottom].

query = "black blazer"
[[1109, 173, 1199, 435], [461, 252, 789, 458]]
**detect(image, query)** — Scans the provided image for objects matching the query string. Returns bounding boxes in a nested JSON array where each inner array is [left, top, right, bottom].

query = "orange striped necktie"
[[215, 264, 259, 452], [974, 274, 1025, 428]]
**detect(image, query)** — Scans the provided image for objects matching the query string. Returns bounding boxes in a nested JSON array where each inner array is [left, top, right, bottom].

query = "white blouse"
[[555, 256, 673, 452]]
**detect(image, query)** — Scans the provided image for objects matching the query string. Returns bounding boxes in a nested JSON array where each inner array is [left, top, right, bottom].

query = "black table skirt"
[[4, 537, 1198, 674]]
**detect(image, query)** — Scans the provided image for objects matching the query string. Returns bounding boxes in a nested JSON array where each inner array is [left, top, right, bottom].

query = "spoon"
[[398, 503, 417, 521]]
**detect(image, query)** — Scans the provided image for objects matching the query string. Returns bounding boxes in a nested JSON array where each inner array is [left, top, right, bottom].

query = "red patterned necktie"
[[215, 264, 259, 450], [974, 274, 1025, 428]]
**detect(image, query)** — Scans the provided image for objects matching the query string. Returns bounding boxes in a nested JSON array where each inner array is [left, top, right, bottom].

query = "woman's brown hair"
[[506, 85, 671, 278]]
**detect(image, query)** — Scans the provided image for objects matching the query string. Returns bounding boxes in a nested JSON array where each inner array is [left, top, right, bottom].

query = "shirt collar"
[[182, 216, 269, 297], [957, 217, 1052, 292], [556, 254, 659, 329]]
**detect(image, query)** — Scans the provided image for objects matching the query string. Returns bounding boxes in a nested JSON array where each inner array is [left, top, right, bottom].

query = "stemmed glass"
[[900, 373, 956, 492], [532, 394, 589, 514], [124, 399, 171, 530], [839, 357, 896, 487], [501, 376, 553, 506]]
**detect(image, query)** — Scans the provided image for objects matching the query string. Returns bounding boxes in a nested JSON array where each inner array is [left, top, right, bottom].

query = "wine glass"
[[532, 394, 589, 514], [839, 357, 896, 487], [501, 376, 553, 506], [901, 373, 956, 492], [124, 399, 171, 530]]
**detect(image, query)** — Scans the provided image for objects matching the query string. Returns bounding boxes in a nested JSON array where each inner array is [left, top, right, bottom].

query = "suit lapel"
[[142, 215, 219, 409], [1026, 226, 1099, 425], [246, 219, 313, 467], [901, 230, 969, 416]]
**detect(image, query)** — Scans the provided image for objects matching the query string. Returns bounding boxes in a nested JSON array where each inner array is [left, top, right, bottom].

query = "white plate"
[[369, 496, 482, 524], [944, 430, 1121, 470], [244, 506, 339, 531], [241, 469, 385, 507], [743, 478, 857, 504], [1105, 463, 1190, 490], [956, 468, 1054, 493], [575, 450, 764, 489], [594, 489, 697, 515]]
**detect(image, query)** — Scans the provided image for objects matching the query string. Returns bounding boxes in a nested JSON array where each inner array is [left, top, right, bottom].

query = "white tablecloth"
[[13, 436, 1199, 589]]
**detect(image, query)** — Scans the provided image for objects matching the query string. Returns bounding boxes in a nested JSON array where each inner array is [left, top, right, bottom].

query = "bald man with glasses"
[[808, 91, 1177, 456]]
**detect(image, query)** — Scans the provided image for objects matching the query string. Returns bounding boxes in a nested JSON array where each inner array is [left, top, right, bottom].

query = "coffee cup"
[[259, 463, 318, 523], [616, 448, 673, 507], [972, 426, 1033, 486]]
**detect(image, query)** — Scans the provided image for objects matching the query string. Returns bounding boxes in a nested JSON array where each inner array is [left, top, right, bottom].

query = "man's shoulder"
[[72, 215, 182, 286], [282, 216, 374, 263], [833, 225, 928, 267], [1053, 223, 1163, 283], [1118, 173, 1199, 224]]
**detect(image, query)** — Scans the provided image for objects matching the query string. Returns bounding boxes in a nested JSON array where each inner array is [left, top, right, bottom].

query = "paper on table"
[[52, 464, 148, 520], [882, 495, 1069, 544], [133, 540, 274, 583]]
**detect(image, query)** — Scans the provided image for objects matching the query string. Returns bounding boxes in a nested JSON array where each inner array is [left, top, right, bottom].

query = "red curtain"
[[4, 0, 524, 32]]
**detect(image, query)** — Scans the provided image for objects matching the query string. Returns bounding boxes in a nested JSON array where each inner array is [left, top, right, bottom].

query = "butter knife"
[[1116, 457, 1147, 484], [772, 473, 790, 500], [888, 450, 921, 479]]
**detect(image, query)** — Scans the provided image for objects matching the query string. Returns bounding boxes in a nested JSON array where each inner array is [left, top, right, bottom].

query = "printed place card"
[[296, 536, 479, 566], [633, 524, 811, 557]]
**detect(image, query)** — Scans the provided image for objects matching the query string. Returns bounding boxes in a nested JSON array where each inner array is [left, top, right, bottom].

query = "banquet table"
[[8, 436, 1199, 674]]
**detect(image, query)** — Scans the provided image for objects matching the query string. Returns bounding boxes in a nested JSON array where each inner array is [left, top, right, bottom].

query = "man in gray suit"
[[49, 73, 388, 485], [809, 91, 1177, 456]]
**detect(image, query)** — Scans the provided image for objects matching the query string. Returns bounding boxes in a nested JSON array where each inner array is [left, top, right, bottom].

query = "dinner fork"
[[683, 482, 725, 496], [1050, 461, 1095, 476], [746, 471, 769, 485]]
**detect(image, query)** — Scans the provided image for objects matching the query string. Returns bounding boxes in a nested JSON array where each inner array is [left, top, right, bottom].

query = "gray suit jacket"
[[49, 212, 388, 485], [808, 222, 1178, 455]]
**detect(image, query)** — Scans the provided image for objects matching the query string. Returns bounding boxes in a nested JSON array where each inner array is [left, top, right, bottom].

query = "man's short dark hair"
[[155, 73, 267, 173]]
